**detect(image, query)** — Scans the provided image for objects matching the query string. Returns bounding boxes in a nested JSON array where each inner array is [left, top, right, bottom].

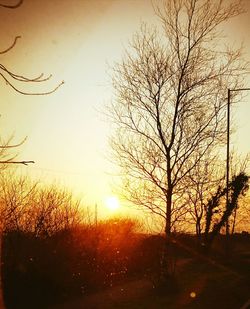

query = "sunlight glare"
[[105, 196, 120, 212]]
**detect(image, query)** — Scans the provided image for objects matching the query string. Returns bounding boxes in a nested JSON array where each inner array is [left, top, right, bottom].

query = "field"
[[2, 225, 250, 309]]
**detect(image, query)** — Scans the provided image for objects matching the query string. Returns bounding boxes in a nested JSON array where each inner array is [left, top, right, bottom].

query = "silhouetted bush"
[[2, 218, 143, 308]]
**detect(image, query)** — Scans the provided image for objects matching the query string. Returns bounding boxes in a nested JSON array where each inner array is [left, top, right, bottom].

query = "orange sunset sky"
[[0, 0, 250, 216]]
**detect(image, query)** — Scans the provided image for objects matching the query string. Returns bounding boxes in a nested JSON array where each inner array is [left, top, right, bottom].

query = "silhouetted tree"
[[0, 1, 63, 306], [203, 172, 249, 250], [184, 152, 249, 240], [108, 0, 247, 236], [184, 153, 223, 240], [0, 0, 63, 167], [228, 153, 250, 234], [0, 173, 82, 235]]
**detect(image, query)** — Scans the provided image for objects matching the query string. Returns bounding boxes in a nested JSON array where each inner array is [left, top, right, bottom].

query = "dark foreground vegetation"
[[2, 221, 250, 309]]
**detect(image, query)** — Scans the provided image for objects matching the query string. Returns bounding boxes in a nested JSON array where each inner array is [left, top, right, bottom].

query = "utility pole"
[[95, 203, 98, 227], [226, 89, 230, 236]]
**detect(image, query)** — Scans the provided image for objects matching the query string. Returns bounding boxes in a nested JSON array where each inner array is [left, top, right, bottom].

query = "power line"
[[15, 165, 86, 176]]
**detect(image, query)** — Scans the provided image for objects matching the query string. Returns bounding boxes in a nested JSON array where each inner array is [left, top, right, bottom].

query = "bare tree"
[[0, 173, 82, 236], [29, 185, 82, 237], [183, 153, 223, 239], [108, 0, 248, 237], [0, 0, 23, 9], [0, 1, 63, 306], [233, 193, 250, 233], [228, 152, 250, 234], [0, 1, 63, 96], [0, 0, 63, 167], [0, 136, 35, 167], [182, 149, 249, 241], [0, 173, 38, 231]]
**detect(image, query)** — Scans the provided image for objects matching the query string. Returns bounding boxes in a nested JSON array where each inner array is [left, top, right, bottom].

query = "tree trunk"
[[196, 217, 202, 246], [163, 192, 177, 284], [165, 188, 172, 237], [231, 207, 237, 235], [165, 152, 172, 237]]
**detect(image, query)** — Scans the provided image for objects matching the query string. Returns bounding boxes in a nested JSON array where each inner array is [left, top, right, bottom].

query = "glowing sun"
[[105, 196, 120, 212]]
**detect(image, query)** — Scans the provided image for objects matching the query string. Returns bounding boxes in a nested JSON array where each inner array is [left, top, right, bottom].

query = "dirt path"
[[50, 258, 192, 309], [50, 278, 154, 309]]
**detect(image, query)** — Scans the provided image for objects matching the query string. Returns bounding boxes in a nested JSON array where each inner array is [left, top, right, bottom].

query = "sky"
[[0, 0, 250, 218]]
